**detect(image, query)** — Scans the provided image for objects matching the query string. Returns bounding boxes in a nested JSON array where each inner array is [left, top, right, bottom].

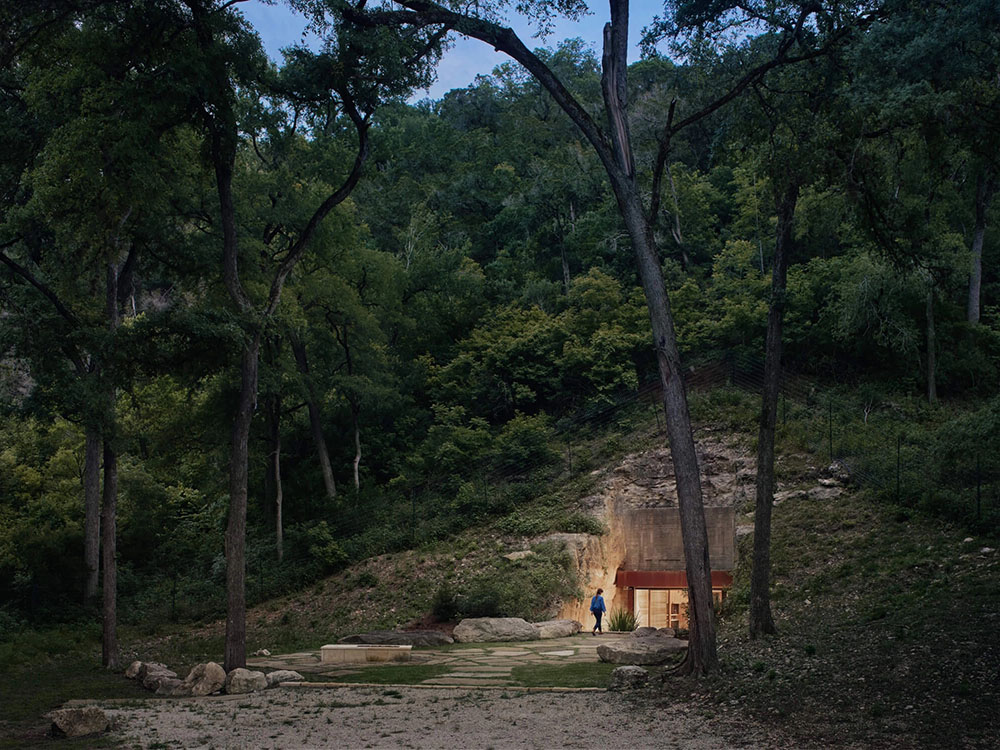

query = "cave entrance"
[[613, 506, 735, 629], [615, 570, 732, 629]]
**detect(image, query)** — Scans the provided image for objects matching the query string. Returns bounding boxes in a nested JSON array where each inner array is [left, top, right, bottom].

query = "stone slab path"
[[248, 633, 633, 688]]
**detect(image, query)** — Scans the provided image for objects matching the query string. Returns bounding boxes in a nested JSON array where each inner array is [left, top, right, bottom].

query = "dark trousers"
[[592, 611, 603, 632]]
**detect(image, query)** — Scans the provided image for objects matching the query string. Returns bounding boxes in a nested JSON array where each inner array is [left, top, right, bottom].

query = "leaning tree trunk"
[[83, 428, 101, 602], [967, 172, 993, 324], [597, 1, 715, 675], [291, 337, 337, 502], [749, 183, 799, 639]]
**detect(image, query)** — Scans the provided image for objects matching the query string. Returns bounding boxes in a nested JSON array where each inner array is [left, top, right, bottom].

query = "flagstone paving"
[[247, 633, 633, 688]]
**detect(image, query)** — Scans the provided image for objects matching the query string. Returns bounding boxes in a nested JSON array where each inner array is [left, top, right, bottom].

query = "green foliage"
[[432, 541, 578, 622], [607, 607, 638, 632]]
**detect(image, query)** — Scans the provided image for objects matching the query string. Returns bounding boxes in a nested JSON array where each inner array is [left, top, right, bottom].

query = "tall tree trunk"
[[619, 183, 716, 675], [101, 440, 118, 669], [349, 0, 717, 673], [264, 392, 283, 561], [926, 282, 937, 404], [967, 172, 993, 324], [599, 0, 715, 675], [291, 337, 337, 502], [273, 417, 283, 563], [350, 398, 361, 491], [101, 261, 120, 669], [83, 428, 101, 602], [749, 183, 799, 639], [225, 333, 260, 671]]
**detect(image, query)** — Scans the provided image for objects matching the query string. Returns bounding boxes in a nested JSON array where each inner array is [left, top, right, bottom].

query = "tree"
[[1, 0, 206, 666], [189, 0, 439, 669], [342, 0, 724, 673]]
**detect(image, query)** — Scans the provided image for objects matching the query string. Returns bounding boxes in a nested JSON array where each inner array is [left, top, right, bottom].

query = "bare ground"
[[100, 685, 777, 750]]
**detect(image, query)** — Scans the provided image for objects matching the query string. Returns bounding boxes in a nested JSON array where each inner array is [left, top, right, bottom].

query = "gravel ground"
[[103, 686, 768, 749]]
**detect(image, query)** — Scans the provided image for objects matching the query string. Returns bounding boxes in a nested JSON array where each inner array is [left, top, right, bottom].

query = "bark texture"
[[291, 337, 337, 501], [749, 183, 799, 639], [83, 428, 101, 602], [967, 172, 993, 324], [367, 0, 718, 674]]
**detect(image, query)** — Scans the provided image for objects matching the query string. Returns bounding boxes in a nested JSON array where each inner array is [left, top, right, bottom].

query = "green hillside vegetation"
[[1, 393, 997, 747], [1, 0, 999, 746]]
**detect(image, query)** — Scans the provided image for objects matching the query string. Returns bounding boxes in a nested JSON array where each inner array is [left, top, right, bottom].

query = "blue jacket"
[[590, 594, 606, 613]]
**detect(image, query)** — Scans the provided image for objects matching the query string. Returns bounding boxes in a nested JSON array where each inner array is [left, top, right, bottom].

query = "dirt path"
[[99, 685, 767, 749]]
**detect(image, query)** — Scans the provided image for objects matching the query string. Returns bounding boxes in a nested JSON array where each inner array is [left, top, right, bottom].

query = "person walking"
[[590, 588, 606, 635]]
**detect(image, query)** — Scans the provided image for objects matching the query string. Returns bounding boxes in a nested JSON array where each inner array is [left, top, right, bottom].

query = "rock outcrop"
[[453, 617, 540, 643], [597, 633, 687, 665], [140, 663, 178, 692], [225, 668, 267, 694], [181, 662, 226, 696], [48, 707, 110, 738], [266, 670, 305, 688], [532, 619, 581, 639], [339, 630, 454, 646]]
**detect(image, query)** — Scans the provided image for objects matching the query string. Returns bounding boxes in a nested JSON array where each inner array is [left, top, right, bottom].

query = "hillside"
[[108, 419, 999, 750]]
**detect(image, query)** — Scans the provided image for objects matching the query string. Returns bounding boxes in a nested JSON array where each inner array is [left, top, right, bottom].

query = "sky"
[[238, 1, 665, 101]]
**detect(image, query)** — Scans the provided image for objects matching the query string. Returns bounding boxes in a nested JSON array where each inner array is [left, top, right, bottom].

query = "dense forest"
[[2, 0, 998, 676]]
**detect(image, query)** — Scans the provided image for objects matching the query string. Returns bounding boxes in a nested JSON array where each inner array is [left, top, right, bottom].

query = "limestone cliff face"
[[554, 432, 752, 622]]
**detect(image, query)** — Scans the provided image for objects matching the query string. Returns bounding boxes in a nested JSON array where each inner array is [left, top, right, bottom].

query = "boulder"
[[597, 635, 687, 665], [124, 660, 143, 679], [532, 619, 581, 639], [453, 617, 540, 643], [225, 667, 267, 694], [608, 666, 649, 691], [338, 630, 454, 647], [154, 677, 190, 697], [266, 670, 305, 688], [48, 707, 109, 738], [503, 550, 534, 561], [633, 627, 658, 637], [135, 661, 169, 681], [181, 662, 227, 697], [141, 664, 178, 692]]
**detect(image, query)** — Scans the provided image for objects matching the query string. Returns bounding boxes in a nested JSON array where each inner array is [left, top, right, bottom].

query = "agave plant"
[[607, 607, 638, 632]]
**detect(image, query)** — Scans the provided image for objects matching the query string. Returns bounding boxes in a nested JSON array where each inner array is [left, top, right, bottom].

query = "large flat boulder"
[[141, 663, 178, 692], [597, 635, 687, 665], [225, 668, 267, 694], [181, 662, 226, 696], [48, 708, 109, 738], [532, 619, 581, 639], [453, 617, 540, 643], [338, 630, 454, 646], [266, 670, 305, 688]]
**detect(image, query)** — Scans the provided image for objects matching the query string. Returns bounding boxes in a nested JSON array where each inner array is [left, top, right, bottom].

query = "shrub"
[[607, 608, 637, 632]]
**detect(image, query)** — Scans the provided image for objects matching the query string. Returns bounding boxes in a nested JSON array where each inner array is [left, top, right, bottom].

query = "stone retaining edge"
[[281, 682, 604, 693]]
